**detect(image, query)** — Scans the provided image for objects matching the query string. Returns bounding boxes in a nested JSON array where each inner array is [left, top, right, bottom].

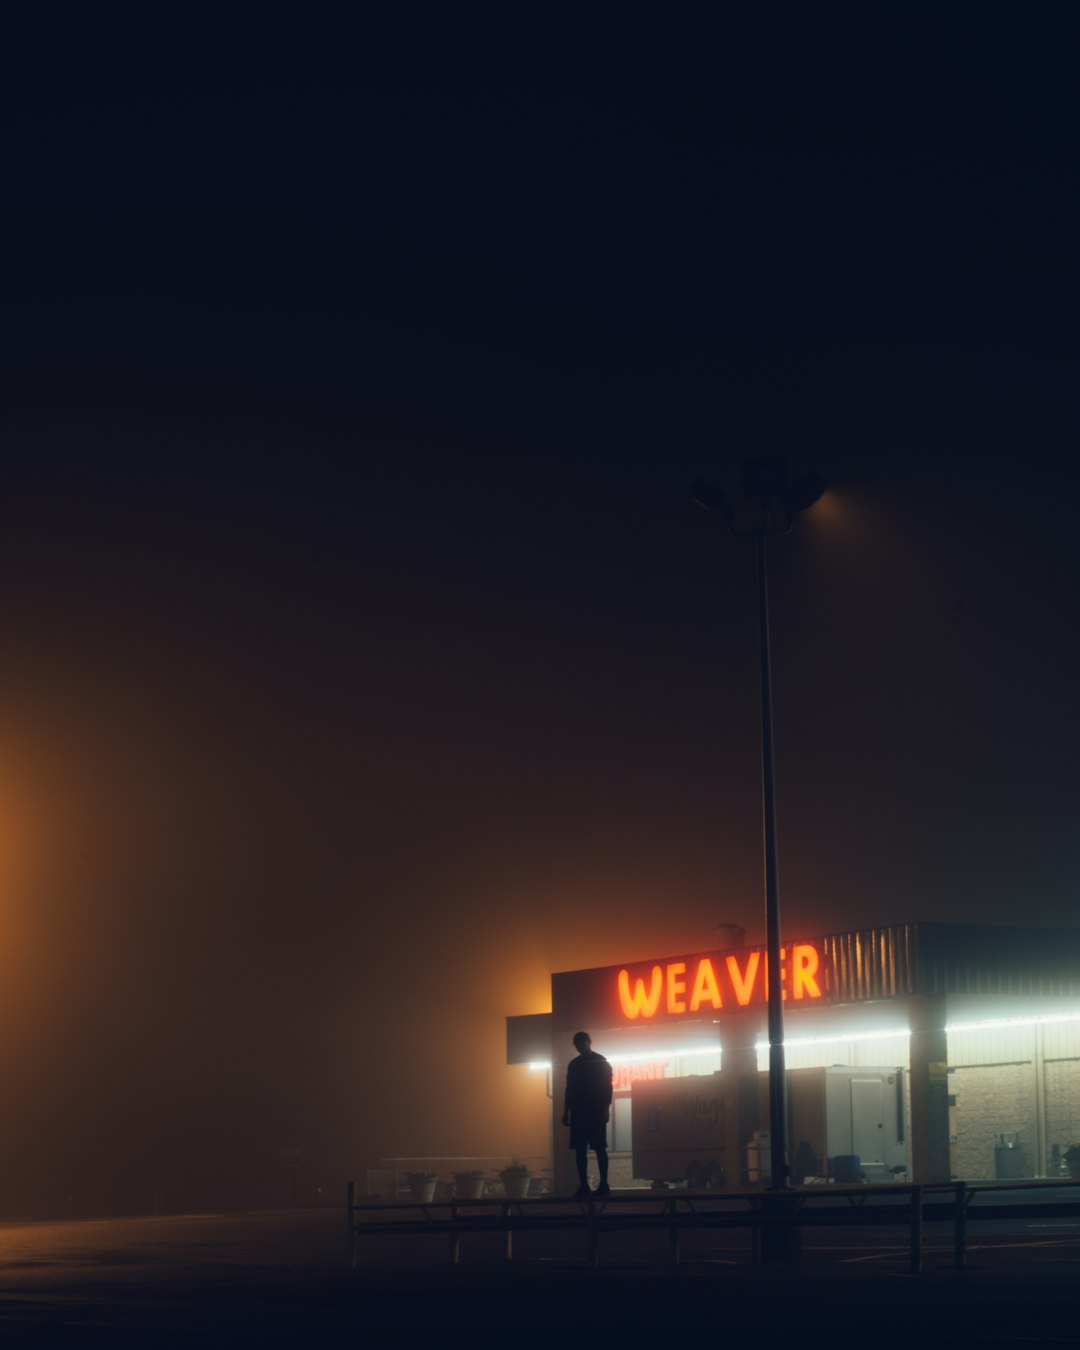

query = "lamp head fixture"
[[692, 459, 827, 535], [742, 457, 791, 505], [781, 470, 829, 515]]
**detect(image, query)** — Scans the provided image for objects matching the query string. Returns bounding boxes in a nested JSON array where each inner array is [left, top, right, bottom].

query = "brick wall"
[[950, 1062, 1037, 1178], [1045, 1059, 1080, 1165]]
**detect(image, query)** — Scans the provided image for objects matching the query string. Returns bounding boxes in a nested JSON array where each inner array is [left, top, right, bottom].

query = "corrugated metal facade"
[[816, 923, 1080, 1004], [819, 925, 916, 1002], [912, 924, 1080, 997]]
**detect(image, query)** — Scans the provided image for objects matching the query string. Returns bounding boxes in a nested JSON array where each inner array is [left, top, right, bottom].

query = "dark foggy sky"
[[2, 9, 1079, 1215]]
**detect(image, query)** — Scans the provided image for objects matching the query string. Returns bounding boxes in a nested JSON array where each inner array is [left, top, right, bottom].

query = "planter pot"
[[454, 1175, 485, 1199], [409, 1178, 437, 1202], [501, 1171, 531, 1199]]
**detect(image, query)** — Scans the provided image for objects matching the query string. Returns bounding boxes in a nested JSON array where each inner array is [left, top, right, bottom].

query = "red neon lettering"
[[618, 966, 663, 1019], [726, 951, 761, 1006], [792, 943, 822, 999], [689, 958, 723, 1011], [617, 945, 822, 1020], [667, 962, 687, 1014], [611, 1060, 669, 1090]]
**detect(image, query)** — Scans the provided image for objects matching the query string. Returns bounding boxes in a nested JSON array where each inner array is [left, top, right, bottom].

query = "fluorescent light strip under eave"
[[756, 1010, 1080, 1051], [529, 1011, 1080, 1070], [945, 1010, 1080, 1033], [755, 1028, 912, 1053]]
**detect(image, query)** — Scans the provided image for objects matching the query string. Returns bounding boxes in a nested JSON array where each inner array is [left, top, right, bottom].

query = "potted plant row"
[[406, 1170, 438, 1202], [452, 1169, 486, 1200], [499, 1160, 532, 1199]]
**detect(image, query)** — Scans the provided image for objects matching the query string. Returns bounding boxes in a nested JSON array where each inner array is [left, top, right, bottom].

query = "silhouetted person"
[[561, 1031, 613, 1198]]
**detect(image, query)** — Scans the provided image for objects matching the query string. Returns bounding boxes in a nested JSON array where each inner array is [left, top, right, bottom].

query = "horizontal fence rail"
[[346, 1178, 1080, 1272]]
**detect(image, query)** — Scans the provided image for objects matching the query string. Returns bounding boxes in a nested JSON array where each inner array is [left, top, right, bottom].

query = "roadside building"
[[507, 923, 1080, 1193]]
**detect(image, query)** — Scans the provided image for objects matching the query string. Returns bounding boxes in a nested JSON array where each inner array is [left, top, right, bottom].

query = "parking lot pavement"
[[2, 1208, 1079, 1344]]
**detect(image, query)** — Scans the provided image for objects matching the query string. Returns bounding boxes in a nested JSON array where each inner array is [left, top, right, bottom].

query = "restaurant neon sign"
[[616, 944, 823, 1020]]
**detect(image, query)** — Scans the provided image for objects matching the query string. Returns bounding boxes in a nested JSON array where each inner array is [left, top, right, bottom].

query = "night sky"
[[2, 9, 1079, 1217]]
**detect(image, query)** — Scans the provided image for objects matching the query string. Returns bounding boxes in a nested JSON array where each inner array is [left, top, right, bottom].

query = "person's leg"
[[574, 1146, 589, 1191], [595, 1145, 609, 1189]]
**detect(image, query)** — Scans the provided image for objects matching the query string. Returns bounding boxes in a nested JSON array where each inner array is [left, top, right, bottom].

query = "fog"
[[2, 11, 1078, 1217]]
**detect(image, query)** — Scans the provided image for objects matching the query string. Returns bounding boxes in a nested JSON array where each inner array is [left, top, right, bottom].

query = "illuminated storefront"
[[506, 923, 1080, 1193]]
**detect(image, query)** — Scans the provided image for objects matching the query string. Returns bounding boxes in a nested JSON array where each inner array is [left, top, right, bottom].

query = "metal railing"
[[346, 1178, 1080, 1272]]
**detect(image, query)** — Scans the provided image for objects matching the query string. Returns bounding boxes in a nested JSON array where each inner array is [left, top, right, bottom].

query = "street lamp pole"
[[756, 526, 787, 1189], [692, 459, 827, 1193]]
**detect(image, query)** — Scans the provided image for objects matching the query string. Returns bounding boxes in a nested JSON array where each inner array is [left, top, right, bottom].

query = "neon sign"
[[612, 1060, 669, 1092], [616, 944, 824, 1020]]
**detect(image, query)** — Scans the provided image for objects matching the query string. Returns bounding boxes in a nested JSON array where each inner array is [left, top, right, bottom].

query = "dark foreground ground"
[[2, 1203, 1079, 1345]]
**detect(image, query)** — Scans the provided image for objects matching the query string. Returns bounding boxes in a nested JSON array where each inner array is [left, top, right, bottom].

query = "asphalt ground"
[[1, 1203, 1079, 1345]]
